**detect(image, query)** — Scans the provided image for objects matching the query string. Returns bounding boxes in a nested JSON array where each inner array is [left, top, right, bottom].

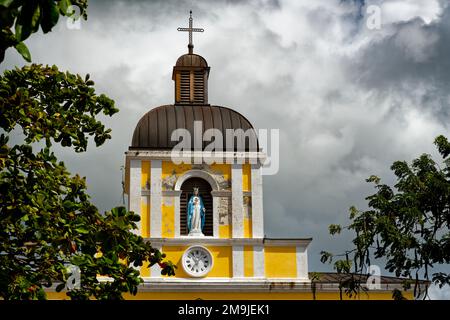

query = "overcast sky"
[[2, 0, 450, 298]]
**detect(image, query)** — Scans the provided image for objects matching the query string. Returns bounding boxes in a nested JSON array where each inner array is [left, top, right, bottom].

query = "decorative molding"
[[142, 190, 183, 196], [211, 190, 251, 197], [145, 237, 312, 247], [126, 150, 267, 165], [264, 238, 312, 247], [45, 278, 413, 293], [174, 169, 219, 191]]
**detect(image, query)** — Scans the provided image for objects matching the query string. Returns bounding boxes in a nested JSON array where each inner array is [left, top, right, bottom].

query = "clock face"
[[182, 246, 213, 277]]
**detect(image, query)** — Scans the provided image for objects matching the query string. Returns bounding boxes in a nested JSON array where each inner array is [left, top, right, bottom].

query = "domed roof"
[[175, 53, 208, 67], [130, 105, 258, 151]]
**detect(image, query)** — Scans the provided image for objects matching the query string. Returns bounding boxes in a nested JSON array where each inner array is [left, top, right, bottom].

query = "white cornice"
[[145, 237, 312, 247], [125, 150, 267, 164]]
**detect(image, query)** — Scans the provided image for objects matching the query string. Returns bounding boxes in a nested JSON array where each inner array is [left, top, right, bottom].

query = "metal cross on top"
[[177, 10, 204, 54]]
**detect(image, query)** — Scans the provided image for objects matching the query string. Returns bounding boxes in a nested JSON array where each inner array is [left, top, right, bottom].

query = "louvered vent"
[[179, 70, 191, 103], [193, 70, 205, 103]]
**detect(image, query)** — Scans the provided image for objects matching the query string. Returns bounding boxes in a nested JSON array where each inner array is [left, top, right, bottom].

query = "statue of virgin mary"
[[187, 187, 206, 236]]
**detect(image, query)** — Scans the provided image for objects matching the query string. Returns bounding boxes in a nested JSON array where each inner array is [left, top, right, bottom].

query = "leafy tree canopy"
[[0, 64, 175, 300], [0, 0, 87, 63], [321, 136, 450, 299]]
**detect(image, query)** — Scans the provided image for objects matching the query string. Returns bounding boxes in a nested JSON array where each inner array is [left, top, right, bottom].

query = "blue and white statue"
[[187, 187, 206, 236]]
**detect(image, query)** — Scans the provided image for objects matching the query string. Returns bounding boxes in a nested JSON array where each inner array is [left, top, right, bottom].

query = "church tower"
[[124, 12, 311, 298]]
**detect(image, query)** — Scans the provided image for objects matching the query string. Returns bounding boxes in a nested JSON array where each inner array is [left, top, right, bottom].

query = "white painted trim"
[[136, 278, 313, 292], [212, 196, 219, 238], [251, 164, 264, 238], [231, 164, 244, 238], [142, 190, 182, 197], [150, 160, 162, 238], [126, 150, 267, 164], [232, 245, 244, 278], [264, 239, 312, 246], [174, 169, 219, 191], [209, 191, 252, 197], [129, 159, 142, 235], [150, 244, 162, 278], [144, 238, 312, 247], [253, 245, 265, 278], [296, 246, 309, 280], [174, 195, 180, 238], [47, 278, 416, 293]]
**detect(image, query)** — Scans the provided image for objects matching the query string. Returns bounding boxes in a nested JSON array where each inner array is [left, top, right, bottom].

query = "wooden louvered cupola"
[[172, 53, 210, 105]]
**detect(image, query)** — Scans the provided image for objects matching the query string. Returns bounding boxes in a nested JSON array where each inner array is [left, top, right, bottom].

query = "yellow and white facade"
[[123, 153, 312, 299]]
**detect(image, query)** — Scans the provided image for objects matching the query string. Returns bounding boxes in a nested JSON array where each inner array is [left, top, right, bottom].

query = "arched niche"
[[179, 177, 213, 236]]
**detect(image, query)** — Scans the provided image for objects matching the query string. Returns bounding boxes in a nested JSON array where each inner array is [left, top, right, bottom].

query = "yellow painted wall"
[[141, 198, 150, 238], [265, 247, 297, 278], [161, 161, 192, 190], [162, 198, 175, 238], [161, 246, 232, 278], [219, 225, 231, 239], [244, 246, 254, 277], [244, 218, 252, 238], [140, 261, 150, 277], [242, 164, 251, 191]]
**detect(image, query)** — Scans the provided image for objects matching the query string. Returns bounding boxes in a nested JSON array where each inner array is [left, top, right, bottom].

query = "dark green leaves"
[[0, 64, 118, 152], [0, 64, 174, 300], [14, 1, 40, 42], [40, 0, 59, 33], [322, 135, 450, 300], [14, 42, 30, 61], [0, 0, 89, 63]]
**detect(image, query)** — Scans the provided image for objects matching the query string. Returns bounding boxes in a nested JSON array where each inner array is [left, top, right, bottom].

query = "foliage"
[[0, 0, 88, 63], [0, 64, 175, 300], [321, 136, 450, 299]]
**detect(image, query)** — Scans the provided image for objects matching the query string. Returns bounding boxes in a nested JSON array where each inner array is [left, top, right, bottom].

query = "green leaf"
[[58, 0, 70, 15], [75, 227, 89, 234], [0, 0, 14, 7], [55, 283, 65, 292], [15, 42, 31, 62], [329, 224, 342, 235], [15, 1, 39, 41], [31, 4, 41, 33], [40, 0, 60, 33]]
